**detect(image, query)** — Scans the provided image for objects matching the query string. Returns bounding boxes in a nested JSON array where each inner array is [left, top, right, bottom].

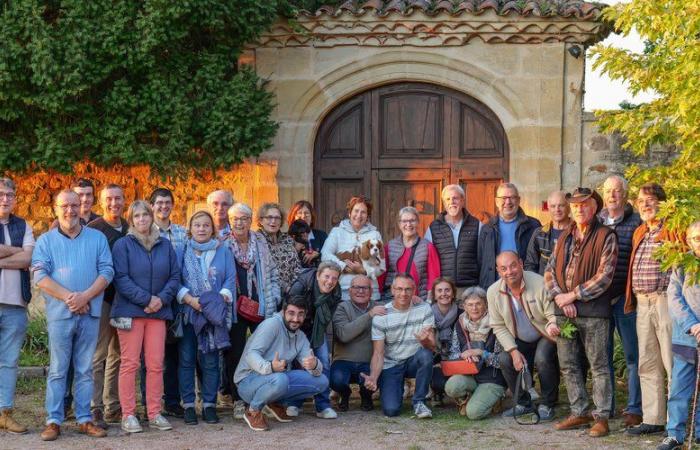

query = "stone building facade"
[[240, 0, 612, 237]]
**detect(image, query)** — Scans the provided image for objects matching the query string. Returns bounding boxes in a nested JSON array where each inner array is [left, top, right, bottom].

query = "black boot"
[[338, 394, 349, 412], [360, 387, 374, 411]]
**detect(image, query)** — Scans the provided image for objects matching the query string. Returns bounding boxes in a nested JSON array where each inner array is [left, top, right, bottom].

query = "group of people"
[[0, 174, 698, 450]]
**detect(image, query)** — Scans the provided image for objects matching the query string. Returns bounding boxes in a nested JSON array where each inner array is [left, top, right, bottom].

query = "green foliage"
[[0, 1, 293, 174], [19, 314, 49, 367], [559, 319, 577, 339], [590, 0, 700, 279]]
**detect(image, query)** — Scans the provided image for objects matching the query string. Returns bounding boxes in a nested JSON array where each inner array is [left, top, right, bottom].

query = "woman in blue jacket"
[[176, 210, 236, 426], [111, 200, 180, 433]]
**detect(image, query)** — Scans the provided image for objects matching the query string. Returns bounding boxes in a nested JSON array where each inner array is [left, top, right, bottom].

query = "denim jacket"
[[668, 260, 700, 348]]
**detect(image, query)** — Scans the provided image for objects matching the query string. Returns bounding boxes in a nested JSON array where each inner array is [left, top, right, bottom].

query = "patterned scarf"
[[183, 238, 218, 296], [432, 302, 459, 342], [464, 312, 491, 343], [230, 231, 259, 298]]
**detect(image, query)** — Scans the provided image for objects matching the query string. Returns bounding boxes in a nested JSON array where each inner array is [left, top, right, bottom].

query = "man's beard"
[[283, 318, 300, 332]]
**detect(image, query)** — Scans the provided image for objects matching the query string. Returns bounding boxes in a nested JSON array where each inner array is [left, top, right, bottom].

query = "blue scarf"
[[183, 238, 218, 296]]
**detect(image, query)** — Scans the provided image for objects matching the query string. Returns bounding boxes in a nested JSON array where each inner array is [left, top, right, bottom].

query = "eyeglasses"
[[231, 217, 251, 223], [496, 196, 519, 202], [399, 219, 418, 224], [262, 216, 282, 222], [0, 192, 16, 200], [56, 204, 80, 210], [350, 286, 371, 291]]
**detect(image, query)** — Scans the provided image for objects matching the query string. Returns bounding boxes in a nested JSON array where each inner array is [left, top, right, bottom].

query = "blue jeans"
[[177, 323, 219, 408], [238, 370, 329, 412], [608, 296, 642, 415], [329, 360, 371, 397], [379, 348, 433, 417], [288, 341, 331, 412], [45, 315, 100, 425], [667, 354, 700, 443], [0, 305, 28, 411]]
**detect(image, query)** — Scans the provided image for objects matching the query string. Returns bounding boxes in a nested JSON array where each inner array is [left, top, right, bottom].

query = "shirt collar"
[[57, 224, 83, 239]]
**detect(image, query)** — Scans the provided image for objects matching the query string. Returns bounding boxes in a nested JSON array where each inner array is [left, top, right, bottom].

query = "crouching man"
[[234, 295, 328, 431], [361, 274, 435, 418]]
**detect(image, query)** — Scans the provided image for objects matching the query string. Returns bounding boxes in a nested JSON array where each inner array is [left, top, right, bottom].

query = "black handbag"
[[166, 311, 185, 343]]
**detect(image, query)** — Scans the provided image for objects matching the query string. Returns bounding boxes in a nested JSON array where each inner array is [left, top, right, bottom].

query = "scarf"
[[128, 224, 160, 251], [432, 302, 459, 342], [464, 312, 491, 343], [183, 238, 218, 297], [230, 231, 259, 298], [310, 281, 335, 348]]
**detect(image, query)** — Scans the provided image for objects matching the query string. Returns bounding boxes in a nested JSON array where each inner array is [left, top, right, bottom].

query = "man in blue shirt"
[[32, 190, 114, 441], [478, 182, 541, 289]]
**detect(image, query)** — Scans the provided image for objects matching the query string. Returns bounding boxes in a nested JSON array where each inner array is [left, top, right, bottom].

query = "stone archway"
[[314, 82, 509, 240]]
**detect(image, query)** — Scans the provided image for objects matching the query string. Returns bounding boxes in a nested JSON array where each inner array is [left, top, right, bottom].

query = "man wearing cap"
[[544, 187, 618, 437], [625, 183, 683, 436]]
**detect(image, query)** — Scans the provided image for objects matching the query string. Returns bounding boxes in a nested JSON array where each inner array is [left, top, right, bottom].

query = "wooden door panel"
[[316, 178, 367, 231], [459, 104, 505, 158], [459, 178, 501, 221], [380, 93, 441, 157]]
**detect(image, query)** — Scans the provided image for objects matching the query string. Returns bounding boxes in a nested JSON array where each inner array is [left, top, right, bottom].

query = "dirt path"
[[3, 389, 660, 450]]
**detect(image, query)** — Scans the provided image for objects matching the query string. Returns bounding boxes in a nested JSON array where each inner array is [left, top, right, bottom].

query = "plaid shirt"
[[631, 223, 670, 294], [157, 222, 187, 253], [545, 227, 618, 301]]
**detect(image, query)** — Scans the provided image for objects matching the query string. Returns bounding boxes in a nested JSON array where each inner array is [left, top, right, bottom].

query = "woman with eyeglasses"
[[256, 203, 301, 295], [221, 203, 281, 419], [380, 206, 440, 301], [442, 286, 506, 420], [320, 196, 384, 301]]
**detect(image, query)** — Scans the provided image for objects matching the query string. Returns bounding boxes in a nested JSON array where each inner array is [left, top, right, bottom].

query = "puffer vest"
[[429, 210, 479, 288], [385, 236, 430, 299], [597, 205, 641, 299]]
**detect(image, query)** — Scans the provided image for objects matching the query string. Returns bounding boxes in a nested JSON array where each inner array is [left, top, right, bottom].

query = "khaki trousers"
[[91, 301, 121, 414], [636, 291, 673, 425]]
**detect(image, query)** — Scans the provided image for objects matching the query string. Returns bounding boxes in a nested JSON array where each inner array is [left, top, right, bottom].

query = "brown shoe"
[[589, 418, 609, 437], [0, 409, 28, 435], [244, 408, 269, 431], [78, 421, 107, 438], [40, 423, 61, 441], [622, 412, 643, 427], [91, 409, 108, 429], [263, 403, 292, 423], [554, 414, 594, 430]]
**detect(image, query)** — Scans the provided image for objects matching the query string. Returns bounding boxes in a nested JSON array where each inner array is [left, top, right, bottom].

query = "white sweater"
[[321, 219, 385, 300]]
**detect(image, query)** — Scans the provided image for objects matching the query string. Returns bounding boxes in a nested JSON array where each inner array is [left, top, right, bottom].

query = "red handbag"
[[440, 359, 479, 376], [236, 295, 263, 323], [440, 319, 479, 376]]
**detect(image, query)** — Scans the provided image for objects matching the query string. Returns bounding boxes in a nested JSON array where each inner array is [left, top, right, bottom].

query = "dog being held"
[[335, 239, 385, 280]]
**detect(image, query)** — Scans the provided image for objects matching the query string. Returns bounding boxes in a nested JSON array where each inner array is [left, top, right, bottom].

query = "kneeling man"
[[362, 275, 435, 418], [234, 295, 327, 431]]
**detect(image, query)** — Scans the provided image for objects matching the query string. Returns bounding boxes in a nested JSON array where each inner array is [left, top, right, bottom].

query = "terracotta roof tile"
[[300, 0, 607, 20]]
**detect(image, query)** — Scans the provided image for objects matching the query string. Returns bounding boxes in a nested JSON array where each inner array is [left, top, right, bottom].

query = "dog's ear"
[[359, 241, 370, 260], [375, 240, 384, 252]]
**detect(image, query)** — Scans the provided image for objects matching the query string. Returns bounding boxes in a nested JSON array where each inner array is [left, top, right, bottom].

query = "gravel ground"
[[3, 381, 660, 450]]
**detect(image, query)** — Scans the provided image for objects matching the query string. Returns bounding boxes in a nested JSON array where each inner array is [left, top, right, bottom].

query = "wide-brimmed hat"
[[567, 187, 603, 213]]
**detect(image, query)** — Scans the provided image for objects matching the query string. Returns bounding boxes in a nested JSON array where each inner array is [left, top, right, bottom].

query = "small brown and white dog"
[[336, 239, 385, 280]]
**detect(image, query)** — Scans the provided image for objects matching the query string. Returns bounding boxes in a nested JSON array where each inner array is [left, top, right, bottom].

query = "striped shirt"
[[157, 222, 187, 253], [631, 224, 670, 294], [372, 301, 434, 369]]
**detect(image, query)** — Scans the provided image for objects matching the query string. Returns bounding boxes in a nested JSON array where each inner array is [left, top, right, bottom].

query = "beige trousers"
[[636, 291, 673, 425], [91, 301, 121, 414]]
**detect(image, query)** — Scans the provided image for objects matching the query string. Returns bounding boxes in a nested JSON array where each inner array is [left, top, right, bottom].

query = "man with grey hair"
[[0, 177, 34, 434], [597, 174, 642, 427], [479, 182, 541, 289], [488, 250, 559, 421], [207, 190, 234, 240], [425, 184, 481, 296]]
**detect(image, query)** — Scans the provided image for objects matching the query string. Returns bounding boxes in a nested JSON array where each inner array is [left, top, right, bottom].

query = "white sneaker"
[[286, 406, 299, 417], [315, 407, 338, 419], [414, 402, 432, 419], [121, 415, 143, 433], [233, 400, 246, 420], [149, 414, 172, 431]]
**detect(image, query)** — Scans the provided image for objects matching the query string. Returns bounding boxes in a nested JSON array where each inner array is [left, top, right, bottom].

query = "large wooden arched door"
[[314, 82, 508, 240]]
